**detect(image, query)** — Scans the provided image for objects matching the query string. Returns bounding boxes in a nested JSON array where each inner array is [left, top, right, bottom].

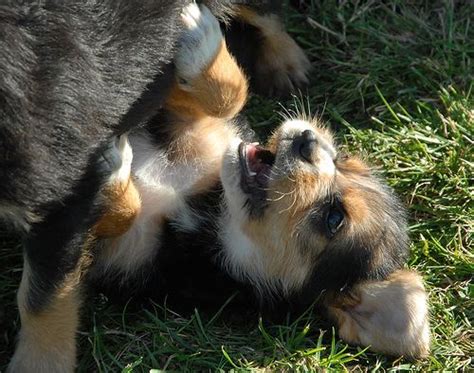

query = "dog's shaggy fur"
[[93, 4, 430, 361], [1, 1, 311, 371]]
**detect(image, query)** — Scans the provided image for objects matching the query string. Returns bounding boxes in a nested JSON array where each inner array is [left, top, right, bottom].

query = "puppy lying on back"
[[94, 4, 430, 359]]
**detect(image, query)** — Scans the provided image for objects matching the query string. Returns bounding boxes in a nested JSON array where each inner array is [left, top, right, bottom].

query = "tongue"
[[246, 144, 273, 186], [247, 145, 267, 173]]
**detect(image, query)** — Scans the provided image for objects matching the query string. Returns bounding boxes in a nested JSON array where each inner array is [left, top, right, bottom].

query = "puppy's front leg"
[[166, 3, 248, 120], [327, 269, 430, 359], [231, 5, 311, 97]]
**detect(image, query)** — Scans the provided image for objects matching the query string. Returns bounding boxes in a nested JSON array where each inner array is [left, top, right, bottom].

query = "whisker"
[[265, 188, 296, 202], [278, 188, 298, 215]]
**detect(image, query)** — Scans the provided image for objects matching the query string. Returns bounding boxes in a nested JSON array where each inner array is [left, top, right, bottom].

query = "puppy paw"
[[94, 134, 140, 238], [255, 17, 311, 97], [329, 270, 430, 359], [175, 3, 223, 90], [97, 134, 132, 184], [109, 134, 133, 183]]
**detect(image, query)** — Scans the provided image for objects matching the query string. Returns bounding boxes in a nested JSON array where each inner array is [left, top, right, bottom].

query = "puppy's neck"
[[217, 205, 281, 298]]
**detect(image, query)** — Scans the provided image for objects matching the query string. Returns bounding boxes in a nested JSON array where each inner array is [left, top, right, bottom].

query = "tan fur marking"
[[338, 157, 370, 176], [167, 41, 248, 120], [8, 255, 89, 373], [166, 117, 234, 162], [237, 143, 336, 292], [242, 214, 312, 292], [342, 187, 369, 225], [10, 297, 79, 373], [159, 35, 247, 196], [327, 269, 430, 359], [192, 169, 221, 194], [94, 178, 141, 238], [240, 174, 322, 292], [235, 6, 310, 92], [157, 116, 236, 199], [289, 172, 321, 212]]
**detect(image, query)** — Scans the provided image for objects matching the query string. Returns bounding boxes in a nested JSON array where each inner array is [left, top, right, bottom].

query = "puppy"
[[94, 4, 430, 360], [2, 1, 311, 371]]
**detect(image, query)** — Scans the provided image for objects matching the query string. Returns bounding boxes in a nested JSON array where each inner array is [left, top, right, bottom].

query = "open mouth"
[[238, 142, 275, 193]]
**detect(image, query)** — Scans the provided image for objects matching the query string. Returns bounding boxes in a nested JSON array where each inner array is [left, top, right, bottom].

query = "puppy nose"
[[293, 129, 317, 162]]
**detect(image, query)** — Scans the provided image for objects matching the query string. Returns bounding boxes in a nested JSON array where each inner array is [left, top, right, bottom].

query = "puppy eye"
[[326, 207, 344, 236], [177, 76, 189, 86]]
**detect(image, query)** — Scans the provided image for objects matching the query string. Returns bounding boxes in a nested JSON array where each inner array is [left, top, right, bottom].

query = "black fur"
[[94, 179, 409, 316], [0, 1, 185, 220], [294, 182, 410, 309], [223, 19, 265, 94], [221, 0, 309, 97], [92, 185, 255, 311], [1, 1, 315, 369], [1, 0, 280, 313], [1, 1, 189, 314]]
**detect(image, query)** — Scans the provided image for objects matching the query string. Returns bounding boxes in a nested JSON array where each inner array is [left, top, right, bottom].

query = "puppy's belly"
[[96, 131, 210, 276]]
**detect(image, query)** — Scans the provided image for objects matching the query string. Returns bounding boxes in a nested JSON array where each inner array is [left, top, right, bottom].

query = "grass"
[[1, 0, 473, 371]]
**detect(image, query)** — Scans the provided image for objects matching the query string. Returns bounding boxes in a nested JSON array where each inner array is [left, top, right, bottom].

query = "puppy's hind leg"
[[94, 134, 141, 238], [168, 3, 248, 120], [327, 269, 430, 359]]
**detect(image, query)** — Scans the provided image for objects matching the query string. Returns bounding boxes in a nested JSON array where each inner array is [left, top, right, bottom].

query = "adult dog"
[[1, 1, 310, 371]]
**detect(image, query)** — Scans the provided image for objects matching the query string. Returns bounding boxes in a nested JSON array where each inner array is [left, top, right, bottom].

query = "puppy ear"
[[326, 269, 430, 359]]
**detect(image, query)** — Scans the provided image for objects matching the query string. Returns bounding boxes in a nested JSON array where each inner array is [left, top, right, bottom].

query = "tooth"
[[246, 159, 256, 176], [251, 142, 259, 146], [244, 156, 256, 176]]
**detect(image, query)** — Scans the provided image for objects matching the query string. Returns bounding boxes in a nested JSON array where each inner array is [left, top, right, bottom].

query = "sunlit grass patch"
[[1, 1, 473, 371]]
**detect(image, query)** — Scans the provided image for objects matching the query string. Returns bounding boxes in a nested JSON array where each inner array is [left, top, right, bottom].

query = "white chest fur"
[[98, 121, 236, 276]]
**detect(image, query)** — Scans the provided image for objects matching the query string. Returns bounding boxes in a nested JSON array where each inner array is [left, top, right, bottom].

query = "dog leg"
[[230, 5, 311, 97], [9, 136, 137, 372], [327, 269, 430, 359], [167, 3, 248, 120], [94, 134, 141, 238], [8, 257, 83, 373]]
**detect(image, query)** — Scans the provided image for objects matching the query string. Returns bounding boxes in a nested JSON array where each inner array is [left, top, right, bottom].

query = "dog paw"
[[175, 3, 223, 89], [330, 270, 430, 359], [98, 134, 132, 183], [254, 16, 311, 97], [256, 36, 310, 97], [110, 134, 132, 183]]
